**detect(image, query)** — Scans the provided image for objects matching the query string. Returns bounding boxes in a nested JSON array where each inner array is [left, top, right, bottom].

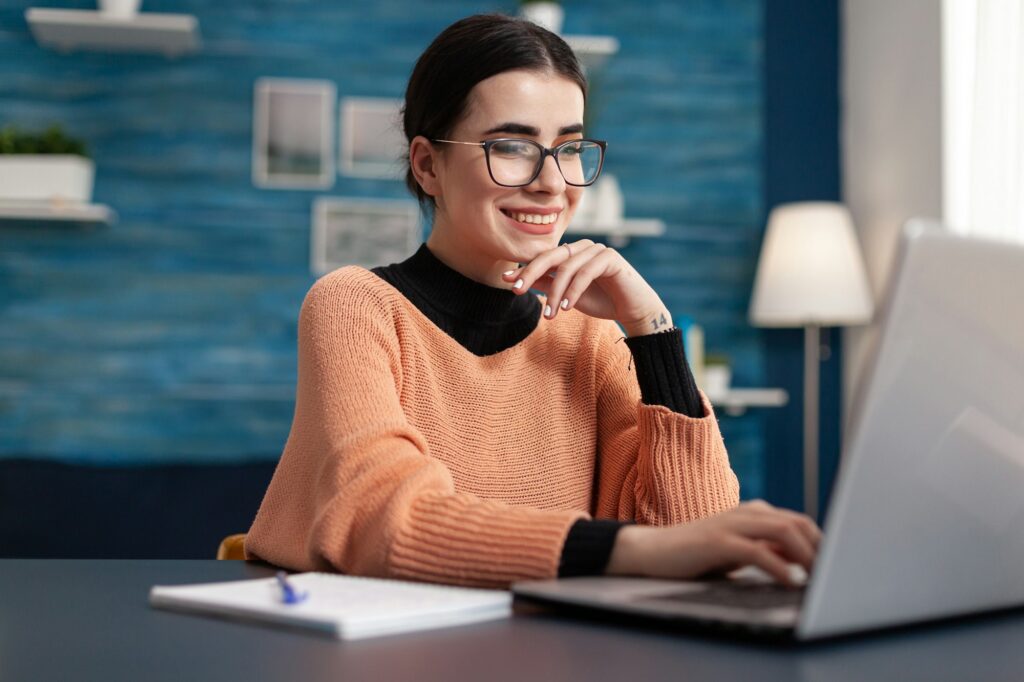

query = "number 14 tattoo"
[[650, 313, 669, 331]]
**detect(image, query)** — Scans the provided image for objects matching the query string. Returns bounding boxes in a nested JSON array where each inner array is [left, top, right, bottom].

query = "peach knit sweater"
[[245, 266, 740, 588]]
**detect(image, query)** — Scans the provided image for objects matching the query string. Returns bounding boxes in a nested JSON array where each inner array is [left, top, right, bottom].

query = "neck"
[[426, 224, 518, 288]]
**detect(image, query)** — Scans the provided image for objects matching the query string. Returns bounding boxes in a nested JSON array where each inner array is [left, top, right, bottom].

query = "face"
[[417, 69, 587, 283]]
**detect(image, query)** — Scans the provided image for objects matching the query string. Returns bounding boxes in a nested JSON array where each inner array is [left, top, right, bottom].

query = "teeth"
[[510, 211, 558, 225]]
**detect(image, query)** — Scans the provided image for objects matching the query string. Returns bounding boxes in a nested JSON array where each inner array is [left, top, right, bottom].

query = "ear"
[[409, 135, 443, 199]]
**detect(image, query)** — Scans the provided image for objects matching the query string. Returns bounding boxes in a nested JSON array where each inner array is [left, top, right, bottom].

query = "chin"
[[517, 226, 572, 258], [507, 237, 560, 264]]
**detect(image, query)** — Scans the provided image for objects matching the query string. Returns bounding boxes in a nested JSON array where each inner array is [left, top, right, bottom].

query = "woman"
[[246, 14, 820, 587]]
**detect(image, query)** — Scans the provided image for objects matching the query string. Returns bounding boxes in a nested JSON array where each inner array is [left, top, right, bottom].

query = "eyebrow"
[[482, 122, 584, 137]]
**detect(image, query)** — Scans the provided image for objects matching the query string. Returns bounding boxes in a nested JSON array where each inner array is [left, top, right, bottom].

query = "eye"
[[490, 140, 536, 158], [557, 141, 584, 158]]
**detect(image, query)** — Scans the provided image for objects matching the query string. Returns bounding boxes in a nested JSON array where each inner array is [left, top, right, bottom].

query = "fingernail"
[[513, 279, 523, 290], [544, 304, 552, 318], [560, 298, 570, 310], [503, 270, 515, 276]]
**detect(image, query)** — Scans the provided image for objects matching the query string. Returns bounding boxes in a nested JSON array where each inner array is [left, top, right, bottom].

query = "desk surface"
[[2, 559, 1023, 682]]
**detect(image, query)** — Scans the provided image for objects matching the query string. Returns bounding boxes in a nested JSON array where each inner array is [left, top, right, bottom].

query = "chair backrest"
[[216, 533, 247, 560]]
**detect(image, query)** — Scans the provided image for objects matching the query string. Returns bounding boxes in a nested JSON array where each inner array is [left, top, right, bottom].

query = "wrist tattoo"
[[650, 312, 669, 331]]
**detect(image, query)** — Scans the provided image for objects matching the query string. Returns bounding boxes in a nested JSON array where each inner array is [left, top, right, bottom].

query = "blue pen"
[[275, 571, 309, 605]]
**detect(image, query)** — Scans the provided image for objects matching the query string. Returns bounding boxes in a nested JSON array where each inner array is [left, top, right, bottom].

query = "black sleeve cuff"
[[623, 327, 704, 418], [558, 519, 628, 578]]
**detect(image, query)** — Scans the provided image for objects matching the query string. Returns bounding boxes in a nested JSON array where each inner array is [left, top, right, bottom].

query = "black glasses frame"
[[431, 137, 608, 187]]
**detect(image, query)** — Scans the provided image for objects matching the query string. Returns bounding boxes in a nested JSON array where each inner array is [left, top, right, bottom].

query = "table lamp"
[[749, 202, 874, 520]]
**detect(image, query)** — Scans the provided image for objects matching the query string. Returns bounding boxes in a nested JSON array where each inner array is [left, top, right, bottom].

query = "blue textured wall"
[[1, 1, 774, 496], [763, 0, 842, 516]]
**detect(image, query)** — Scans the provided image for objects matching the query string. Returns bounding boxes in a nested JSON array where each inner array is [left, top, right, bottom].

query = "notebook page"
[[150, 572, 512, 640]]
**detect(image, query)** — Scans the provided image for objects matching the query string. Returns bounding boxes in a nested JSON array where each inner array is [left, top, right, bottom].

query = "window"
[[943, 0, 1024, 242]]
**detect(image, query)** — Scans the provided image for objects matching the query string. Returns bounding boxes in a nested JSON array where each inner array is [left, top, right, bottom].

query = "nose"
[[528, 152, 567, 194]]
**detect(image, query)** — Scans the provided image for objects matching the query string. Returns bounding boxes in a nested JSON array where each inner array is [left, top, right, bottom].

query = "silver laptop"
[[514, 222, 1024, 640]]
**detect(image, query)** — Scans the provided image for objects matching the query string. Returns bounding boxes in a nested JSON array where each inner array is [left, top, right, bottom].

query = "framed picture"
[[339, 97, 406, 180], [252, 78, 336, 189], [311, 197, 421, 274]]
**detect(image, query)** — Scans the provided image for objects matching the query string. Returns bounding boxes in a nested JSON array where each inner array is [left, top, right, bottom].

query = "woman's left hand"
[[500, 239, 673, 337]]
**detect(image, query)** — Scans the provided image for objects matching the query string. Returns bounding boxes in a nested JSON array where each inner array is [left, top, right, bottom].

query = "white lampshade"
[[750, 202, 874, 327]]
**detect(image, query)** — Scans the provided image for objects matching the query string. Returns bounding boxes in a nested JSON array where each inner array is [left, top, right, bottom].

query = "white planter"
[[519, 2, 564, 34], [591, 174, 623, 229], [703, 365, 732, 396], [99, 0, 142, 19], [569, 175, 623, 230], [0, 155, 95, 203]]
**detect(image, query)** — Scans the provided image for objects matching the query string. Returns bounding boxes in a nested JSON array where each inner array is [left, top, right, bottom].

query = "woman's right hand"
[[605, 500, 822, 587]]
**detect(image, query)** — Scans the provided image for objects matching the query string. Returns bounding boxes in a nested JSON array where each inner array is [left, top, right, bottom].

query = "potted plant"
[[702, 353, 732, 397], [519, 0, 563, 35], [99, 0, 142, 20], [0, 124, 95, 204]]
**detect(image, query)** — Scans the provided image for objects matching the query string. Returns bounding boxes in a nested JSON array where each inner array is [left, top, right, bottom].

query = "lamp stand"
[[803, 324, 820, 520]]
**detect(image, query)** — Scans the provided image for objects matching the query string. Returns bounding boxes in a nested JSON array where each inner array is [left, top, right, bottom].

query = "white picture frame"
[[252, 78, 336, 189], [310, 197, 421, 274], [339, 97, 406, 180]]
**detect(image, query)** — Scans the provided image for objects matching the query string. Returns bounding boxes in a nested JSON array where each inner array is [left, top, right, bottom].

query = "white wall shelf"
[[565, 218, 665, 248], [706, 388, 789, 417], [25, 8, 200, 57], [0, 200, 116, 225]]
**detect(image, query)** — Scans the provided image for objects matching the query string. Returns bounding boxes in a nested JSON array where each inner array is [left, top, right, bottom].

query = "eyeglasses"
[[431, 138, 607, 187]]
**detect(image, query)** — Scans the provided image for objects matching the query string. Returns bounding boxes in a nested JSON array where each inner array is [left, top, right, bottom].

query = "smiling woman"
[[416, 69, 590, 283], [244, 13, 821, 588]]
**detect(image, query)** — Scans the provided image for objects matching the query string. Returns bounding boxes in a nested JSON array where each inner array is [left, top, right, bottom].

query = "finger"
[[502, 266, 541, 295], [528, 277, 554, 305], [736, 500, 821, 553], [736, 516, 816, 569], [528, 276, 553, 292], [499, 265, 552, 282], [541, 243, 602, 318], [528, 276, 577, 321], [740, 501, 822, 551], [544, 243, 608, 319], [512, 240, 592, 294], [771, 508, 824, 550], [731, 540, 800, 587], [558, 247, 621, 314]]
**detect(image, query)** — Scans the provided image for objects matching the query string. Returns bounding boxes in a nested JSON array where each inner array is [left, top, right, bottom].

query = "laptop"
[[514, 221, 1024, 640]]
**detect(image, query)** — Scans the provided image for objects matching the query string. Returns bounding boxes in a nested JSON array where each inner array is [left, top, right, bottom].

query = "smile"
[[500, 209, 560, 225]]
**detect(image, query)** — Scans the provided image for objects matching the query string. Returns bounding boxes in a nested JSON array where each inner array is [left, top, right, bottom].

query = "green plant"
[[704, 353, 731, 368], [0, 124, 89, 157]]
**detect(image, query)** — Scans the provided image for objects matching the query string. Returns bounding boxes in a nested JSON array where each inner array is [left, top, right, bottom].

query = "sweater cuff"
[[623, 327, 704, 417], [558, 519, 629, 578]]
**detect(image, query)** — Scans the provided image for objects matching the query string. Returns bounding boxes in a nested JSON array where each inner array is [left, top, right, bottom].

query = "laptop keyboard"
[[644, 581, 805, 610]]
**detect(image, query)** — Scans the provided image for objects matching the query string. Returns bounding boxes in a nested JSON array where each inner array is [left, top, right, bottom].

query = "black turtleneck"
[[373, 244, 703, 577], [373, 241, 543, 355]]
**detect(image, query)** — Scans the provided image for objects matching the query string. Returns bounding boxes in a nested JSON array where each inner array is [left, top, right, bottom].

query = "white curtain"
[[943, 0, 1024, 242]]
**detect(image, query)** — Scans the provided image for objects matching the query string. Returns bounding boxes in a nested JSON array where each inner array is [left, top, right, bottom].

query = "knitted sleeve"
[[623, 327, 703, 416], [244, 271, 585, 588], [590, 321, 740, 525]]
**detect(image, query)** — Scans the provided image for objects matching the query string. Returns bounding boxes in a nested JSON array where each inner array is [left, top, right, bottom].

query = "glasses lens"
[[556, 141, 603, 185], [488, 139, 542, 186]]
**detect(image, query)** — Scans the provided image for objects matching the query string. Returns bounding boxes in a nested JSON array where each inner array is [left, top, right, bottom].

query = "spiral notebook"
[[149, 572, 512, 640]]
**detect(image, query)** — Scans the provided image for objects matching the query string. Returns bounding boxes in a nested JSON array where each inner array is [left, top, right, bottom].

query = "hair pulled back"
[[402, 13, 587, 206]]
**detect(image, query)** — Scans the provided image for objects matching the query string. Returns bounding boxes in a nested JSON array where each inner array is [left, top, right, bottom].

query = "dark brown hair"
[[402, 14, 588, 207]]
